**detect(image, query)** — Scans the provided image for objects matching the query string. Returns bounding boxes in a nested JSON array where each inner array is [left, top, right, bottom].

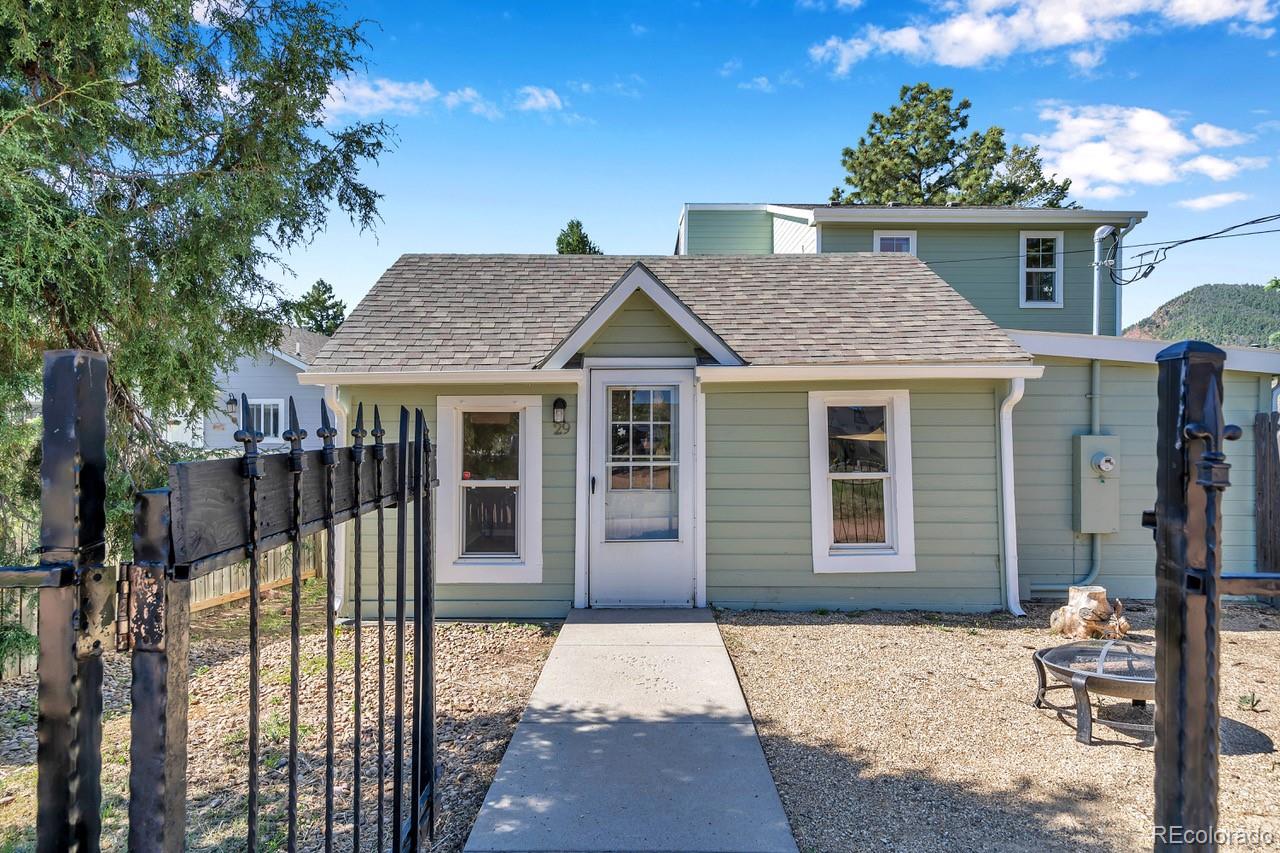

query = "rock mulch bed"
[[0, 580, 557, 852], [718, 603, 1280, 853]]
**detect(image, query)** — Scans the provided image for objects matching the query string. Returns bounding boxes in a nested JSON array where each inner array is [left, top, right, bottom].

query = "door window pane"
[[827, 405, 888, 473], [462, 411, 519, 480], [463, 486, 517, 554], [605, 385, 679, 540]]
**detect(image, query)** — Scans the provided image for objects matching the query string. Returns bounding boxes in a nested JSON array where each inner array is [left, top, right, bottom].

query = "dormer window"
[[1019, 231, 1064, 308], [873, 230, 916, 256]]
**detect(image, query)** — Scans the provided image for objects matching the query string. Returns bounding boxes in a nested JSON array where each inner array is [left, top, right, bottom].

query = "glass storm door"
[[589, 369, 695, 606]]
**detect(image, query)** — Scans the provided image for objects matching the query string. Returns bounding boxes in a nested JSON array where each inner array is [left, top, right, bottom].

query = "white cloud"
[[442, 87, 502, 120], [738, 76, 776, 93], [1229, 20, 1277, 35], [797, 0, 863, 9], [568, 75, 644, 97], [1182, 153, 1270, 180], [515, 86, 563, 112], [325, 77, 440, 119], [1027, 104, 1267, 199], [808, 35, 874, 75], [718, 58, 743, 77], [810, 0, 1278, 74], [630, 23, 649, 36], [1176, 191, 1251, 210], [1191, 122, 1253, 146]]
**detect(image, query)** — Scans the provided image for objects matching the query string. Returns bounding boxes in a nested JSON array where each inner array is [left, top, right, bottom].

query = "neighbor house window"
[[246, 399, 283, 440], [873, 230, 916, 256], [435, 395, 543, 584], [1020, 231, 1064, 308], [808, 390, 915, 573]]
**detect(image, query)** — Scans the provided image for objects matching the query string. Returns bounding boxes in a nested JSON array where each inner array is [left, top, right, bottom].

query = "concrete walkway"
[[464, 609, 797, 853]]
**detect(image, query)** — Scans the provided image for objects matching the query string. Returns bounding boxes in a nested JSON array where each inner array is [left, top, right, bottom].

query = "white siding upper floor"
[[206, 352, 328, 451]]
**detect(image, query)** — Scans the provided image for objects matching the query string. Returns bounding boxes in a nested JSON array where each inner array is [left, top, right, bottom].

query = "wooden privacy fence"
[[188, 529, 325, 613], [0, 532, 325, 681], [1257, 411, 1280, 602]]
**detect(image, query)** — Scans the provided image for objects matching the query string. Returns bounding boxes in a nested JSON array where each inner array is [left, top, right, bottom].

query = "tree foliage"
[[831, 83, 1073, 208], [0, 0, 388, 555], [283, 279, 347, 335], [556, 219, 603, 254], [0, 0, 386, 433]]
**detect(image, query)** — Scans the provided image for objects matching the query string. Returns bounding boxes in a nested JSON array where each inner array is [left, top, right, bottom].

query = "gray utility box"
[[1073, 434, 1121, 534]]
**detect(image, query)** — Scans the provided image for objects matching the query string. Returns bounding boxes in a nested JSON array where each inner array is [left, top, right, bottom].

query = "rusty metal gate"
[[0, 350, 437, 852], [1147, 341, 1280, 852]]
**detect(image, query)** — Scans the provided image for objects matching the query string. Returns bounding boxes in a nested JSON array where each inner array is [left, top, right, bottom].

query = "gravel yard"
[[718, 603, 1280, 853], [0, 580, 557, 852]]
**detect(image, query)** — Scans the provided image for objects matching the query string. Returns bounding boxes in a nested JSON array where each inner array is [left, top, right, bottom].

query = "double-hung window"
[[808, 391, 915, 573], [436, 396, 543, 584], [1019, 231, 1064, 308], [246, 399, 283, 441], [872, 230, 917, 256]]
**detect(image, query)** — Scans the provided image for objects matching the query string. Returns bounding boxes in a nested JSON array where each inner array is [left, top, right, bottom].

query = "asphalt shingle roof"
[[310, 254, 1030, 372], [277, 326, 332, 366]]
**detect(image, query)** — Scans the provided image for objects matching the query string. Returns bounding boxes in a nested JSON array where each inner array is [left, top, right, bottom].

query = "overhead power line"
[[915, 214, 1280, 287]]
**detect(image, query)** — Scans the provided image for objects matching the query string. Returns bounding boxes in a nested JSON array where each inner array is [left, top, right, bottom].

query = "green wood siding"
[[703, 379, 1005, 612], [685, 209, 772, 254], [580, 291, 698, 359], [819, 223, 1119, 335], [1013, 358, 1262, 600], [339, 383, 578, 620]]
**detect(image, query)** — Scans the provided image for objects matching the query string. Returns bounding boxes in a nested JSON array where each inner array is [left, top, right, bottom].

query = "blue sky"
[[282, 0, 1280, 327]]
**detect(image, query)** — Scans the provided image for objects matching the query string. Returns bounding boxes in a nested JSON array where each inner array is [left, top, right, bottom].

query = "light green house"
[[677, 203, 1280, 604], [300, 207, 1280, 618]]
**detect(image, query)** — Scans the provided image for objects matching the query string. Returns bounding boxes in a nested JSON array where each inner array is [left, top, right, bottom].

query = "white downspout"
[[999, 377, 1027, 616], [323, 384, 348, 614]]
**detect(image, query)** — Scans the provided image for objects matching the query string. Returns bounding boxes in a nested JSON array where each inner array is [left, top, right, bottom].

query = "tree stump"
[[1049, 585, 1131, 639]]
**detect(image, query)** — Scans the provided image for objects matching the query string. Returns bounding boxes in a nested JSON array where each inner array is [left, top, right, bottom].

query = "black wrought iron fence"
[[0, 350, 437, 852], [1147, 342, 1280, 852]]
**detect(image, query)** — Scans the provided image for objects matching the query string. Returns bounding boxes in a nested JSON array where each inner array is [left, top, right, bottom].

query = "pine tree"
[[831, 83, 1073, 208], [284, 280, 347, 335], [556, 219, 603, 254]]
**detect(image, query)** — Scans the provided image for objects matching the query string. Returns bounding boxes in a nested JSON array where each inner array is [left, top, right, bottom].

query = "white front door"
[[588, 369, 695, 606]]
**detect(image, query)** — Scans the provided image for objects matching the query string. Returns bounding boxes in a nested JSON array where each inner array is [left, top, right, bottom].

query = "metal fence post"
[[36, 350, 109, 853], [1150, 341, 1239, 851], [127, 489, 190, 853]]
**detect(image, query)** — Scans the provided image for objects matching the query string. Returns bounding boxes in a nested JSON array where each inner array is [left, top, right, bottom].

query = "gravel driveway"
[[0, 580, 558, 852], [718, 603, 1280, 853]]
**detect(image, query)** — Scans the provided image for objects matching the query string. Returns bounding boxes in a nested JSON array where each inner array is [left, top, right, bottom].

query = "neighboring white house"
[[202, 326, 332, 451]]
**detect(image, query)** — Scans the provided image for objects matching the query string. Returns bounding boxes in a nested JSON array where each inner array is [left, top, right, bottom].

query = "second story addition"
[[674, 203, 1147, 337]]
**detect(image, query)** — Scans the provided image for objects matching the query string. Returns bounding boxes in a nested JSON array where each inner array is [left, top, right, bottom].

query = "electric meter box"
[[1073, 434, 1121, 534]]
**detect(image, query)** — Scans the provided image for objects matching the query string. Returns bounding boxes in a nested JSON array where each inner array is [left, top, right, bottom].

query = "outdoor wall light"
[[552, 397, 567, 424], [224, 393, 239, 422]]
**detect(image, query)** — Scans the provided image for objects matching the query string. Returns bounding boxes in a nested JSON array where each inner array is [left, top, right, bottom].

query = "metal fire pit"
[[1033, 639, 1156, 744]]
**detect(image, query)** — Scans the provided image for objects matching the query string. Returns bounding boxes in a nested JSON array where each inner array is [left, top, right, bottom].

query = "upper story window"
[[246, 399, 282, 440], [1019, 231, 1064, 308], [873, 230, 916, 256]]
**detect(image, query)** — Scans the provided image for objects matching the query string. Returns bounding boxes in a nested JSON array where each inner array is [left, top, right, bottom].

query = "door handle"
[[591, 475, 596, 495]]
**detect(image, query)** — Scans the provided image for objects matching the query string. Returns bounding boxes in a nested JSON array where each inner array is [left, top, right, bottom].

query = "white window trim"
[[872, 229, 917, 256], [1019, 230, 1064, 309], [246, 398, 285, 443], [808, 390, 916, 573], [435, 395, 543, 584]]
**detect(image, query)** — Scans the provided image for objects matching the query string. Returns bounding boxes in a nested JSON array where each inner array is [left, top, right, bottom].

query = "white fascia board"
[[267, 348, 310, 372], [696, 363, 1044, 383], [1009, 330, 1280, 375], [764, 204, 818, 224], [541, 262, 744, 369], [810, 208, 1148, 226], [298, 369, 584, 385]]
